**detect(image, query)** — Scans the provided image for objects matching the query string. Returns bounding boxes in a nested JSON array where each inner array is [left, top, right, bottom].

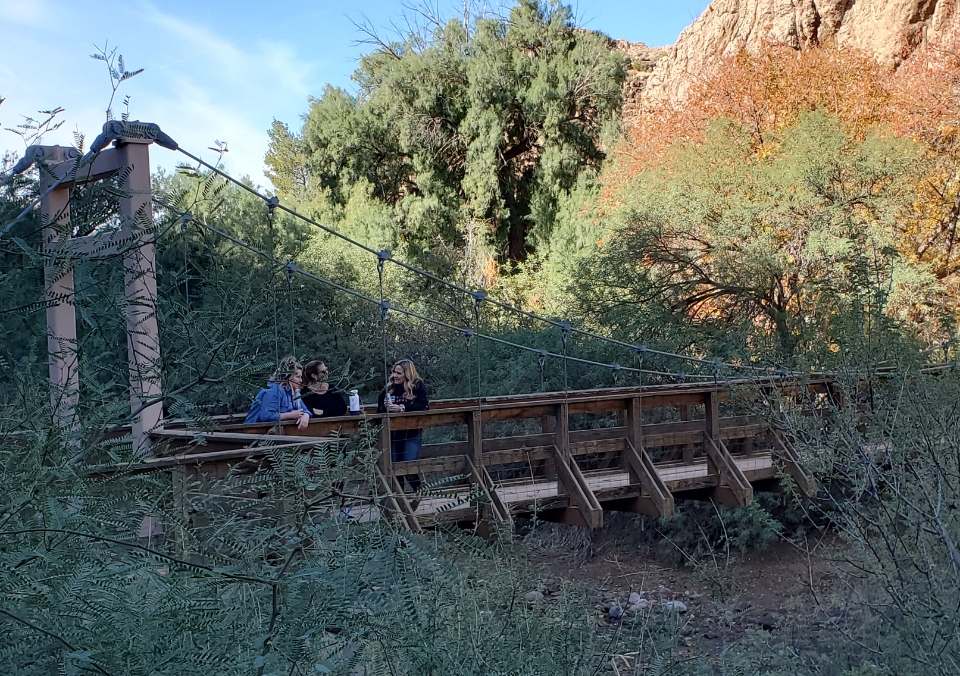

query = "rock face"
[[623, 0, 959, 105], [614, 40, 666, 123]]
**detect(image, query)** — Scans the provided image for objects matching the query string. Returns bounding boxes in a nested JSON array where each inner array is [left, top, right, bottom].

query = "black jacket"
[[300, 388, 347, 417], [377, 380, 429, 440]]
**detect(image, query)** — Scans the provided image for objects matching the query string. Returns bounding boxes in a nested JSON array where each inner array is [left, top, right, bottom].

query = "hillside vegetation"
[[2, 0, 960, 673]]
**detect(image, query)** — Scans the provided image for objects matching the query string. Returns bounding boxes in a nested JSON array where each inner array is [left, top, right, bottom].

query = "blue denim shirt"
[[244, 382, 311, 423]]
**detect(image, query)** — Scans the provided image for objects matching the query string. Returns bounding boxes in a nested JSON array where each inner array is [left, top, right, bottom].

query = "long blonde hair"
[[393, 359, 422, 400]]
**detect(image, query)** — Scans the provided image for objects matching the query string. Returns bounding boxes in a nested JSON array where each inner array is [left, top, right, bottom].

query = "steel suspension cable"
[[156, 198, 720, 383], [376, 253, 394, 477], [174, 147, 784, 376]]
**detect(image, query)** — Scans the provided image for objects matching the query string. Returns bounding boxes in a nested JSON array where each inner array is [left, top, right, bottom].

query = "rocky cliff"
[[621, 0, 959, 106]]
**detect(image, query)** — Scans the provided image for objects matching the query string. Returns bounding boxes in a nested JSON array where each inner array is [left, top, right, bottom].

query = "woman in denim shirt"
[[245, 356, 311, 430]]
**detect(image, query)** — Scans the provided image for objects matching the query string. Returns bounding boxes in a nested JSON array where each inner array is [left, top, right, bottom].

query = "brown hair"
[[302, 360, 328, 390]]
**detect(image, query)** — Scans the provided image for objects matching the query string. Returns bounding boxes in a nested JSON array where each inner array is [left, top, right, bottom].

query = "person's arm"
[[293, 392, 312, 417], [256, 385, 284, 422], [376, 387, 388, 413], [402, 381, 429, 412], [272, 386, 309, 429]]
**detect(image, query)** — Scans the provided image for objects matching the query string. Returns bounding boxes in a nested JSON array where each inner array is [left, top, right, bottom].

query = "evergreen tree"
[[266, 0, 625, 268]]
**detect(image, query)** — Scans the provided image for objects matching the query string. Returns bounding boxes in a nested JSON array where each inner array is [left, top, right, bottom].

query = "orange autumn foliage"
[[605, 32, 960, 332], [610, 44, 893, 183]]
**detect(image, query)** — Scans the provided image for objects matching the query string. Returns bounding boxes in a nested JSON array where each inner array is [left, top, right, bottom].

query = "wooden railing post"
[[467, 409, 483, 468], [704, 390, 720, 474], [678, 404, 693, 464], [555, 402, 570, 453], [626, 396, 642, 450], [377, 419, 392, 478]]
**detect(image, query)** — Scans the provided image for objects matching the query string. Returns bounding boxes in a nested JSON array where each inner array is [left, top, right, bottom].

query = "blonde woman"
[[244, 356, 311, 430], [377, 359, 429, 491]]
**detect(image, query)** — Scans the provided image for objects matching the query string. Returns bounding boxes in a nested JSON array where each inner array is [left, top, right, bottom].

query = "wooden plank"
[[394, 455, 468, 476], [624, 438, 675, 517], [570, 426, 628, 443], [484, 446, 553, 467], [567, 398, 628, 416], [771, 431, 817, 498], [151, 429, 337, 452], [704, 437, 753, 506], [420, 441, 470, 458], [465, 456, 512, 527], [555, 403, 570, 453], [375, 466, 421, 532], [91, 439, 338, 475], [161, 378, 830, 433], [553, 444, 603, 529]]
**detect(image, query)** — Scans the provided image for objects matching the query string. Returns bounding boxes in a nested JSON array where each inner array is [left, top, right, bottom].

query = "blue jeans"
[[392, 433, 422, 492]]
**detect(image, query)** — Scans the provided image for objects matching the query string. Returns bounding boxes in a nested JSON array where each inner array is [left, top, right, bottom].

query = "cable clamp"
[[266, 196, 279, 221], [538, 350, 547, 369], [377, 249, 391, 274], [471, 289, 486, 305], [379, 300, 391, 322], [559, 320, 572, 333], [635, 344, 647, 354], [674, 373, 686, 381], [611, 363, 621, 371], [285, 262, 296, 284]]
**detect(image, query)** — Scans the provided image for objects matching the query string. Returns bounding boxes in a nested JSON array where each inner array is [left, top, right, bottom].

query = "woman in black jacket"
[[300, 360, 347, 417], [377, 359, 429, 492]]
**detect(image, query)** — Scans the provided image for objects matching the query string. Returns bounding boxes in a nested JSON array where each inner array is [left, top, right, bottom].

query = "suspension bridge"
[[6, 121, 837, 532]]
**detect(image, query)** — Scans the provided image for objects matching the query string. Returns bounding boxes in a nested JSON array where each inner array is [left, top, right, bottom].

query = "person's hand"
[[297, 412, 310, 430], [387, 403, 403, 413], [312, 408, 323, 416]]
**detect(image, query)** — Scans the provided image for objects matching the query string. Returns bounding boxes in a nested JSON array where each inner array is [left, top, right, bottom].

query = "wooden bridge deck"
[[146, 378, 831, 531], [407, 454, 775, 518]]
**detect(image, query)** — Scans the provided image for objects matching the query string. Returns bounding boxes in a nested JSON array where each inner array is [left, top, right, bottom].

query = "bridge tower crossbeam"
[[27, 121, 177, 453]]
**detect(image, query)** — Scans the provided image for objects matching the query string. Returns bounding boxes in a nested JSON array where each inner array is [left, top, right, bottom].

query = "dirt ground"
[[527, 521, 847, 664]]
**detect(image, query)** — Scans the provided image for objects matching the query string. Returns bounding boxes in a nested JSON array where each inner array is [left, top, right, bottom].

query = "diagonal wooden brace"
[[375, 466, 422, 532], [704, 436, 753, 506], [623, 438, 675, 517], [771, 431, 817, 498], [553, 444, 603, 529], [465, 456, 513, 528]]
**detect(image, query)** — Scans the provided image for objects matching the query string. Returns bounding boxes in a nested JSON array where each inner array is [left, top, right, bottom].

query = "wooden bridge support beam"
[[619, 439, 675, 517], [36, 129, 168, 454], [704, 436, 753, 506], [375, 467, 421, 532], [466, 456, 512, 533], [551, 445, 603, 529], [771, 432, 817, 498], [41, 160, 80, 435], [467, 410, 482, 468]]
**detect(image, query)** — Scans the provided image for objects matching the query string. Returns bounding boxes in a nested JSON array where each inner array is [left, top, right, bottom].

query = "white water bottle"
[[348, 390, 361, 416]]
